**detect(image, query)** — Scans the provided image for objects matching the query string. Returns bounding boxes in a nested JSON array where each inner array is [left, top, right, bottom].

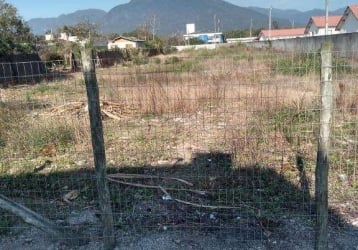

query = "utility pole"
[[250, 17, 253, 37], [150, 14, 158, 40], [291, 19, 295, 29], [214, 14, 217, 32], [269, 6, 272, 40], [325, 0, 329, 35]]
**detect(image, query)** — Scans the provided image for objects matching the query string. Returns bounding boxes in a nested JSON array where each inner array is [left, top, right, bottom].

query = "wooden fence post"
[[80, 44, 115, 250], [315, 42, 333, 250]]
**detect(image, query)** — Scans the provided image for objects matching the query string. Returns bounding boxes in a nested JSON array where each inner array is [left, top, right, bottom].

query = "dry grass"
[[0, 45, 357, 223]]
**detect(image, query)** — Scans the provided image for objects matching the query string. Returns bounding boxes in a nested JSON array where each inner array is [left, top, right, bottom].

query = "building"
[[59, 33, 68, 41], [45, 34, 54, 41], [305, 15, 341, 36], [108, 36, 145, 50], [258, 28, 305, 41], [68, 36, 79, 43], [183, 32, 225, 44], [336, 5, 358, 33]]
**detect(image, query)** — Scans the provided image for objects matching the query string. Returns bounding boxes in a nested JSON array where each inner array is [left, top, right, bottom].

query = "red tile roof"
[[310, 16, 342, 28], [349, 4, 358, 19], [260, 28, 305, 37]]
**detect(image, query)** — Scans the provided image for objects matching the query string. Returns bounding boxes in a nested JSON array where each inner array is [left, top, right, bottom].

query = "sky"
[[5, 0, 358, 21]]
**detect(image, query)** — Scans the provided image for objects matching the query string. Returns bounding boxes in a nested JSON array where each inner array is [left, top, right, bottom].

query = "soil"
[[0, 208, 357, 250]]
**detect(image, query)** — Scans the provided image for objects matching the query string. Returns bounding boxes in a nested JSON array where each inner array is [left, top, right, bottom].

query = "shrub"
[[164, 56, 180, 64]]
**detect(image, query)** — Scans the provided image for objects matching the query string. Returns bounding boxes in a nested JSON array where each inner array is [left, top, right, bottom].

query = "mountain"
[[28, 0, 289, 36], [28, 9, 107, 34], [248, 7, 346, 27], [100, 0, 289, 35], [28, 0, 345, 36]]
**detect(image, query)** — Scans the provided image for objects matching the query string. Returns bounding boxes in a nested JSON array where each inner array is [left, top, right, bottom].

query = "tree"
[[224, 29, 261, 39], [0, 0, 34, 55], [57, 21, 99, 40]]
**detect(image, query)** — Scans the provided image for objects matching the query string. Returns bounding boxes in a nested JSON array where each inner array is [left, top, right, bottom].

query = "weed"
[[271, 105, 320, 145], [153, 57, 161, 64], [272, 52, 355, 76], [132, 56, 149, 65], [3, 118, 77, 158], [164, 56, 180, 64]]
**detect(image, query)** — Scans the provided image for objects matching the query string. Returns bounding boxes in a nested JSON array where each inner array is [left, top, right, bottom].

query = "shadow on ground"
[[0, 151, 357, 249]]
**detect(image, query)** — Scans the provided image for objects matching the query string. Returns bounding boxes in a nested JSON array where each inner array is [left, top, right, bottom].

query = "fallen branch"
[[0, 194, 87, 245], [42, 100, 126, 120], [107, 177, 256, 210], [102, 109, 122, 121], [172, 198, 256, 210], [107, 177, 208, 195], [107, 173, 194, 186]]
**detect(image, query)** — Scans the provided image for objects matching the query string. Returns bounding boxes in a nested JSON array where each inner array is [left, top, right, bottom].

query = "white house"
[[305, 15, 341, 36], [59, 33, 68, 41], [68, 36, 79, 42], [108, 36, 145, 50], [45, 33, 54, 41], [336, 5, 358, 33]]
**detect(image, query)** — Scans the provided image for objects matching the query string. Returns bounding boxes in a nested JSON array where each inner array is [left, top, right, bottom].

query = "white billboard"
[[186, 23, 195, 34]]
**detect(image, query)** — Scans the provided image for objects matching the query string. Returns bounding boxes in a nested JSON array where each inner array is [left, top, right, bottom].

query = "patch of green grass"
[[3, 121, 76, 159], [271, 105, 320, 144], [31, 82, 61, 95], [272, 53, 320, 76], [164, 56, 180, 64], [272, 52, 356, 76], [26, 124, 74, 153], [132, 56, 149, 65], [174, 59, 202, 73]]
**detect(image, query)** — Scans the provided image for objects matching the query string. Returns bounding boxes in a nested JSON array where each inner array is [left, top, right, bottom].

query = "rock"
[[351, 219, 358, 227], [67, 210, 98, 226], [162, 194, 172, 201], [108, 159, 116, 165], [338, 174, 348, 183], [157, 160, 170, 166], [209, 212, 217, 220], [75, 160, 87, 167], [24, 238, 33, 244]]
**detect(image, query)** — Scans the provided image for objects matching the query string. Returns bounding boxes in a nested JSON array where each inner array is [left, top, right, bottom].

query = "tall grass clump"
[[2, 113, 89, 158], [272, 52, 355, 76], [0, 103, 27, 150]]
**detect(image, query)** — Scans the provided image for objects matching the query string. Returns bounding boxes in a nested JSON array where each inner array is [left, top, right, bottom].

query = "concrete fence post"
[[315, 42, 333, 250]]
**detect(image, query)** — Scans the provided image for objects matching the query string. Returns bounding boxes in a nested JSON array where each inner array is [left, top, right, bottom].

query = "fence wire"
[[0, 45, 357, 249]]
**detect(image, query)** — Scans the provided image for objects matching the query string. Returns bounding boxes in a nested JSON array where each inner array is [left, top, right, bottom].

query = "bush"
[[132, 56, 149, 65], [164, 56, 180, 64], [153, 57, 161, 64], [43, 53, 65, 68]]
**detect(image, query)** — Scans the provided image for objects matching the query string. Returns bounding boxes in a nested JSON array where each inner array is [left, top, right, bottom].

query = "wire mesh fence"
[[0, 44, 357, 249]]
